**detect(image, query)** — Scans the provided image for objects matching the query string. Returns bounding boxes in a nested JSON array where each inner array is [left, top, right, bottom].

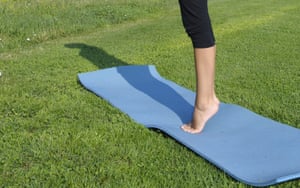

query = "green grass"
[[0, 0, 299, 187], [0, 0, 174, 52]]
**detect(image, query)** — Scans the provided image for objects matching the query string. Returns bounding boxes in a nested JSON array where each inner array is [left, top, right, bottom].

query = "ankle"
[[195, 100, 218, 111]]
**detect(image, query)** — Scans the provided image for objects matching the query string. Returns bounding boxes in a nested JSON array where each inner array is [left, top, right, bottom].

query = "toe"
[[181, 124, 202, 134]]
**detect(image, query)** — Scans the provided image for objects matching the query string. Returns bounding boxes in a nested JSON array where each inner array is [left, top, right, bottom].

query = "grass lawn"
[[0, 0, 299, 187]]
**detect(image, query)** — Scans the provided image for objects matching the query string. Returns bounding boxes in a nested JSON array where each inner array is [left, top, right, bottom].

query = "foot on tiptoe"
[[181, 100, 219, 134]]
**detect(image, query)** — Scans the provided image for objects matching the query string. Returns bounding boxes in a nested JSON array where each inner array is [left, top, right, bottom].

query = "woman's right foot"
[[181, 99, 219, 134]]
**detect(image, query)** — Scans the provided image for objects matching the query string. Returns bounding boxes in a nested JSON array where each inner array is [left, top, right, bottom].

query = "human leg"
[[181, 46, 219, 133], [178, 0, 215, 48], [179, 0, 219, 133]]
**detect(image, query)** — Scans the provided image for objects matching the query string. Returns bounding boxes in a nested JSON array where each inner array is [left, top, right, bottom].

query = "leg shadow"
[[65, 43, 128, 68], [65, 42, 193, 124], [116, 65, 193, 124]]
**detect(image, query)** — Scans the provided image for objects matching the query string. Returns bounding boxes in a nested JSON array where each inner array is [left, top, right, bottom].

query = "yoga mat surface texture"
[[78, 65, 300, 187]]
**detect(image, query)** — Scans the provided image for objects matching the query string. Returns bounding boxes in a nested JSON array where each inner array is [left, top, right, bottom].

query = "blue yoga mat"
[[78, 65, 300, 187]]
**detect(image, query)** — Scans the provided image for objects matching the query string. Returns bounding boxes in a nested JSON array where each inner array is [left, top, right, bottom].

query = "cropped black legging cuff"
[[179, 0, 215, 48]]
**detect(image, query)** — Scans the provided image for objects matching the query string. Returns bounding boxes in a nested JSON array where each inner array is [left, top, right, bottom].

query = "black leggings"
[[179, 0, 215, 48]]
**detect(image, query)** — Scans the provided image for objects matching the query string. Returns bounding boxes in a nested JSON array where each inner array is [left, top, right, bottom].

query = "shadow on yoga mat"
[[68, 44, 300, 187]]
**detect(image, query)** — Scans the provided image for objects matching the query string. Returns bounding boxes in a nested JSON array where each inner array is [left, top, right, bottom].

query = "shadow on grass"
[[65, 42, 193, 124], [64, 43, 128, 69]]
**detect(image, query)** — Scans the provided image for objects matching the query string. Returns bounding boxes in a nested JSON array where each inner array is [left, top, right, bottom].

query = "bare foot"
[[181, 100, 219, 134]]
